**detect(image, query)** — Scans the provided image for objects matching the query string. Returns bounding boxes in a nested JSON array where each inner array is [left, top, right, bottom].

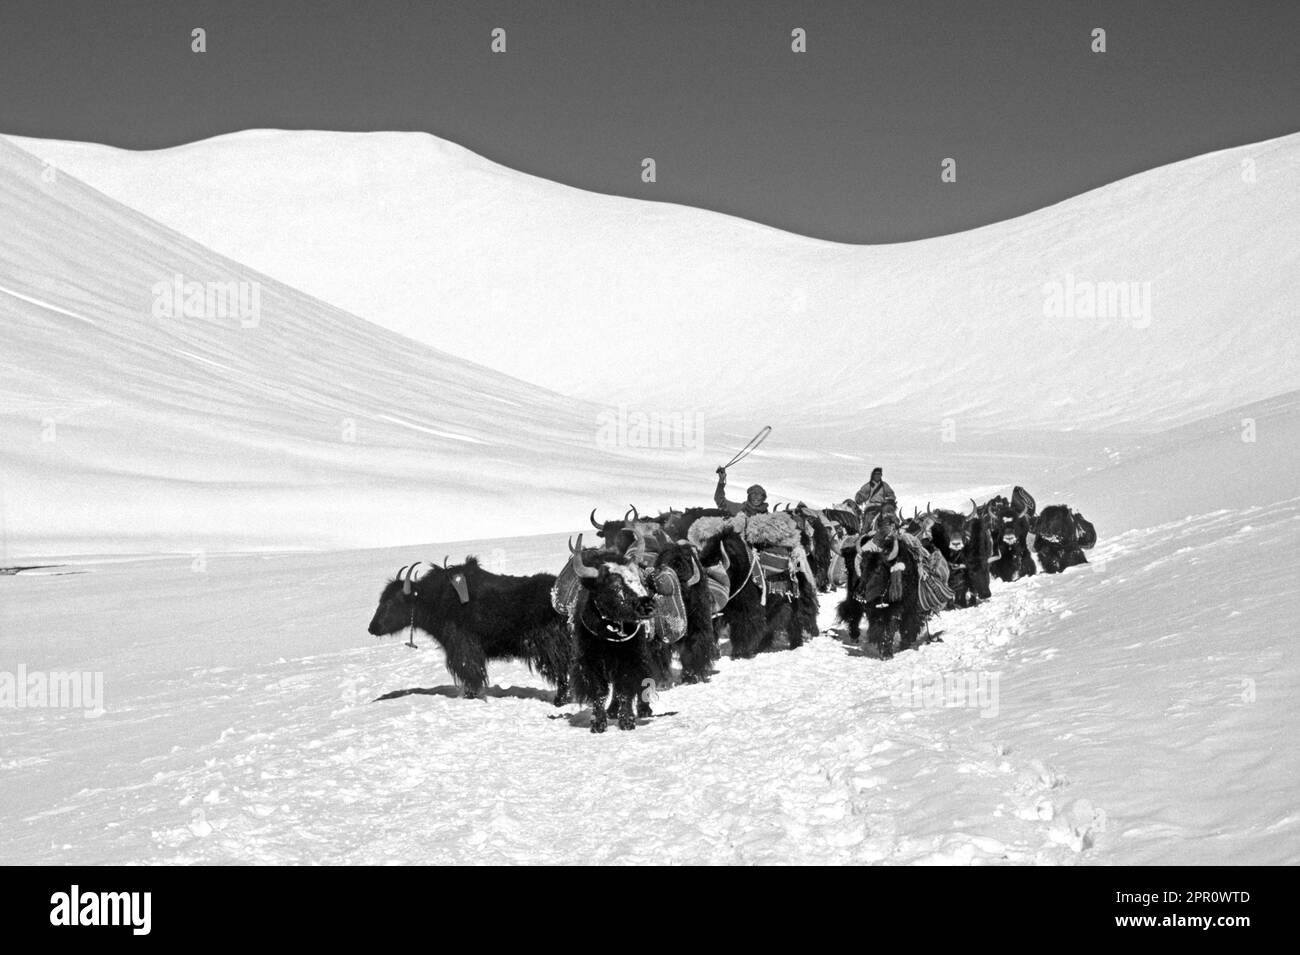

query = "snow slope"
[[0, 135, 858, 557], [1, 134, 1126, 558], [14, 128, 1300, 431]]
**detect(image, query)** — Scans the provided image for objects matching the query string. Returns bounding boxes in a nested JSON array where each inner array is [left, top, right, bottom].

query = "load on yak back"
[[713, 466, 769, 516]]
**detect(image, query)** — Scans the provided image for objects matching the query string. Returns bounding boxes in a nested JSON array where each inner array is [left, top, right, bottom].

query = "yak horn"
[[442, 555, 450, 569], [590, 508, 603, 530], [719, 541, 731, 571], [403, 561, 425, 595], [685, 551, 702, 588], [625, 505, 639, 521], [569, 533, 598, 579], [970, 498, 979, 517]]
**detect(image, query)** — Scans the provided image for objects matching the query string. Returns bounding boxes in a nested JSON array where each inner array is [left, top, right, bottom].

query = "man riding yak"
[[854, 467, 896, 530]]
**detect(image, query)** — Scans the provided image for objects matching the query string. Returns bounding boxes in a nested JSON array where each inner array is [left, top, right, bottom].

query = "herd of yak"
[[367, 488, 1097, 733]]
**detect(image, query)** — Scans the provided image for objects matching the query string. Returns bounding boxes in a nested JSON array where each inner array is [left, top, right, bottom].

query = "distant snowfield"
[[2, 127, 1299, 864]]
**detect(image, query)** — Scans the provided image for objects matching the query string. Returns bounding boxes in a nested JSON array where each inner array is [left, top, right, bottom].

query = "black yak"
[[822, 502, 862, 536], [836, 517, 924, 659], [697, 527, 818, 659], [963, 500, 996, 605], [566, 535, 659, 733], [917, 508, 969, 605], [367, 559, 572, 704], [986, 496, 1038, 582], [648, 539, 718, 685], [588, 506, 673, 554], [785, 503, 835, 593], [1033, 505, 1094, 573]]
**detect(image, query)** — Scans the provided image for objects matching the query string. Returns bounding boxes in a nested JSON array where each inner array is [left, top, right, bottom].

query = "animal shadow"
[[372, 684, 556, 704]]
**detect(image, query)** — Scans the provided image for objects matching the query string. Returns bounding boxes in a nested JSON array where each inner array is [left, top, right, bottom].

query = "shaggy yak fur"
[[367, 558, 572, 704], [664, 507, 731, 544], [786, 504, 835, 592], [567, 544, 659, 733], [1033, 505, 1092, 574], [836, 532, 924, 659], [963, 505, 996, 605], [986, 498, 1038, 582], [647, 540, 719, 686], [921, 510, 972, 606], [698, 528, 819, 659], [925, 522, 964, 611], [822, 504, 862, 536]]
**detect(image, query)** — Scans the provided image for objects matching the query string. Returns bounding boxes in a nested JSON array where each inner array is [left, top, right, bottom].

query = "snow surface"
[[3, 127, 1299, 864], [13, 128, 1300, 430], [3, 486, 1297, 864]]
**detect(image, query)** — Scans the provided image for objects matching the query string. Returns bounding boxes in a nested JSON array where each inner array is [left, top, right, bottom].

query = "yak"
[[1033, 505, 1094, 573], [920, 508, 972, 605], [565, 534, 660, 733], [660, 506, 730, 543], [588, 506, 674, 554], [648, 539, 718, 685], [367, 559, 572, 704], [986, 496, 1037, 582], [783, 503, 835, 593], [836, 518, 924, 659], [822, 502, 862, 536], [963, 500, 996, 605], [697, 527, 818, 659], [580, 517, 718, 694]]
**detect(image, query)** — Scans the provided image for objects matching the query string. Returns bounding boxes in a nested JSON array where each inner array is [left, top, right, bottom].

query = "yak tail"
[[835, 595, 859, 626]]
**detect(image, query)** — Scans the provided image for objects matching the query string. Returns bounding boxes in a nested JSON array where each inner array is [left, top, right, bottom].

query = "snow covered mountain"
[[14, 128, 1300, 431]]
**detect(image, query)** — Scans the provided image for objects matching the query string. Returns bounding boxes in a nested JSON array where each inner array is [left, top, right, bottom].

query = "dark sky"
[[1, 0, 1297, 242]]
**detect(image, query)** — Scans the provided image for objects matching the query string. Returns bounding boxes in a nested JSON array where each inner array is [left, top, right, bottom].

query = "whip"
[[716, 425, 772, 474]]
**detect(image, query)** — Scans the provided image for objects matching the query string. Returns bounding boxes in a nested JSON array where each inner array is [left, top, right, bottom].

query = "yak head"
[[1034, 505, 1077, 545], [654, 539, 704, 593], [983, 495, 1027, 547], [367, 561, 436, 636], [367, 557, 477, 637], [569, 533, 656, 628], [588, 505, 644, 544]]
